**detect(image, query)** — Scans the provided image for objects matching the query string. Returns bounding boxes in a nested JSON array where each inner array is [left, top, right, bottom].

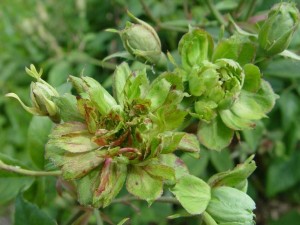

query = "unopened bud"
[[120, 12, 166, 68], [258, 2, 300, 55]]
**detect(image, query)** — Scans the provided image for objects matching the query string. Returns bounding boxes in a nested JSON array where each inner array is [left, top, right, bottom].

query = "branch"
[[112, 196, 180, 205], [0, 160, 62, 177]]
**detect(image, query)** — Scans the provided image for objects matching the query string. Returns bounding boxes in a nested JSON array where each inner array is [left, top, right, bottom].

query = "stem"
[[202, 212, 218, 225], [94, 209, 103, 225], [0, 160, 61, 176], [245, 0, 257, 20], [112, 196, 180, 205], [204, 0, 227, 26]]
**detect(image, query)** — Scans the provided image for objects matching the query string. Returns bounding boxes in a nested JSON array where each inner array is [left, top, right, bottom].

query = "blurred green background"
[[1, 0, 300, 224]]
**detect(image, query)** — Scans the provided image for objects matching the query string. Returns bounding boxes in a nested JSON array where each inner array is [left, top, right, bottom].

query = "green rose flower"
[[46, 63, 199, 208]]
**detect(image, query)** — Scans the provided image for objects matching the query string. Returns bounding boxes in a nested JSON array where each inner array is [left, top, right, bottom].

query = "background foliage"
[[1, 0, 300, 224]]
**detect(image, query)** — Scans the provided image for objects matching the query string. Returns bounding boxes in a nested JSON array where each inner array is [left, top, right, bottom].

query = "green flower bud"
[[30, 81, 60, 122], [205, 186, 255, 225], [6, 64, 60, 123], [178, 29, 214, 71], [120, 12, 166, 67], [190, 59, 244, 121], [258, 2, 300, 56]]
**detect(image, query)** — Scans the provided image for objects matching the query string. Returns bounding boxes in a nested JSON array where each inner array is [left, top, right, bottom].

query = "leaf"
[[27, 117, 53, 169], [61, 151, 104, 180], [113, 62, 131, 106], [159, 132, 185, 154], [93, 161, 127, 207], [76, 170, 99, 206], [147, 78, 171, 110], [210, 149, 234, 173], [279, 49, 300, 61], [14, 194, 57, 225], [278, 91, 300, 132], [48, 61, 71, 87], [117, 218, 130, 225], [243, 64, 261, 93], [126, 165, 163, 203], [197, 116, 234, 151], [230, 80, 278, 121], [263, 58, 300, 79], [88, 87, 118, 115], [267, 151, 300, 197], [219, 109, 255, 130], [269, 210, 300, 225], [212, 35, 256, 66], [170, 174, 211, 215], [144, 162, 175, 182], [206, 186, 255, 224], [0, 154, 35, 205], [159, 154, 189, 180], [53, 94, 84, 122], [242, 120, 265, 150], [208, 155, 256, 190], [178, 133, 200, 153], [48, 122, 98, 153]]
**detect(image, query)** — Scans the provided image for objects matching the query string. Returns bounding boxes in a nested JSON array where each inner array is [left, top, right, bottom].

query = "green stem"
[[204, 0, 227, 26], [245, 0, 257, 20], [202, 212, 218, 225], [112, 196, 180, 205], [0, 160, 61, 176], [94, 209, 103, 225]]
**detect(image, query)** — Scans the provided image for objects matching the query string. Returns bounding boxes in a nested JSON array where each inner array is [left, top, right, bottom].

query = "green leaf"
[[48, 61, 71, 87], [267, 151, 300, 197], [93, 161, 127, 207], [269, 210, 300, 225], [144, 161, 175, 182], [48, 122, 98, 153], [210, 149, 234, 173], [219, 109, 255, 130], [230, 80, 278, 121], [242, 120, 265, 150], [243, 64, 261, 93], [89, 86, 118, 115], [61, 151, 104, 180], [206, 186, 255, 224], [27, 117, 53, 169], [126, 165, 163, 203], [170, 174, 211, 215], [159, 154, 189, 180], [147, 78, 171, 110], [263, 58, 300, 79], [14, 194, 57, 225], [76, 169, 99, 206], [212, 35, 256, 66], [159, 132, 185, 154], [53, 94, 84, 122], [113, 62, 131, 106], [208, 155, 256, 190], [0, 154, 35, 205], [197, 116, 234, 151], [117, 218, 130, 225], [278, 91, 299, 132], [178, 133, 200, 153]]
